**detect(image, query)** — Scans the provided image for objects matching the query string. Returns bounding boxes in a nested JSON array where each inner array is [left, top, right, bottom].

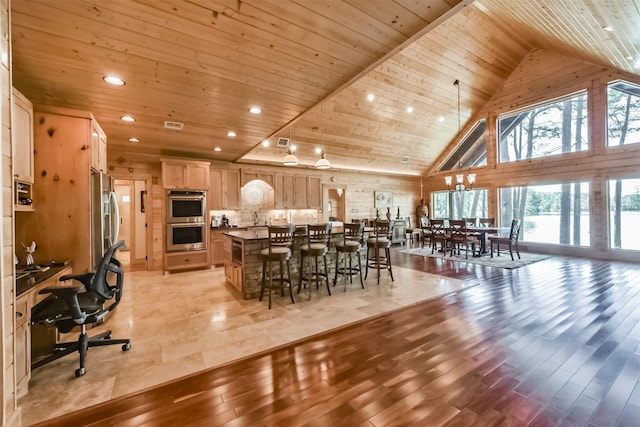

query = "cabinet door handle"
[[14, 173, 19, 178], [16, 312, 23, 319]]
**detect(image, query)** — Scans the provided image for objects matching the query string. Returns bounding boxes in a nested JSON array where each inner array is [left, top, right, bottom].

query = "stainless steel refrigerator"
[[90, 169, 120, 269]]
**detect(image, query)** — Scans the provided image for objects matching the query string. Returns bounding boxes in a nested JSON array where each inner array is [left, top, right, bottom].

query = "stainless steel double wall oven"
[[166, 190, 207, 252]]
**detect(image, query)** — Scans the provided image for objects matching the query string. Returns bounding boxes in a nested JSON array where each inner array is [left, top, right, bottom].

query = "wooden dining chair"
[[429, 219, 448, 254], [449, 219, 479, 258], [463, 217, 477, 227], [488, 219, 521, 260], [420, 217, 432, 249], [479, 217, 495, 227]]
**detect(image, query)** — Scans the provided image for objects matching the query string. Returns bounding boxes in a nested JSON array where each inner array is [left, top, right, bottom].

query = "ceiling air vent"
[[277, 137, 290, 147], [401, 156, 410, 164], [164, 121, 184, 131]]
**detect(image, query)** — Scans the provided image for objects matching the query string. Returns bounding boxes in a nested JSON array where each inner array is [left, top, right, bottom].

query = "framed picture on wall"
[[374, 191, 393, 209]]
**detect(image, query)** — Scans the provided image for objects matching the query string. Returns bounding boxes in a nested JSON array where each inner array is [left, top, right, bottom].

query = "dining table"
[[466, 226, 510, 256]]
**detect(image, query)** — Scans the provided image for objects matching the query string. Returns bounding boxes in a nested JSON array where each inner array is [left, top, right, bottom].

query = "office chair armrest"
[[60, 272, 95, 289], [38, 285, 87, 324]]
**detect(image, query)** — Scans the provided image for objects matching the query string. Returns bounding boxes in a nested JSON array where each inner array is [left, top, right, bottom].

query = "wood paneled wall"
[[1, 0, 18, 422], [424, 49, 640, 262]]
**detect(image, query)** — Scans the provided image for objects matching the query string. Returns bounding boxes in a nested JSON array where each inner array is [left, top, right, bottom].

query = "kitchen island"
[[223, 226, 348, 300]]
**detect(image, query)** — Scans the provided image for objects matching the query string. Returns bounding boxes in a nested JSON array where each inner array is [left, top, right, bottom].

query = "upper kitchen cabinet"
[[12, 88, 35, 211], [307, 176, 321, 209], [294, 176, 321, 209], [90, 120, 107, 172], [274, 174, 295, 209], [161, 159, 210, 190], [209, 169, 240, 210], [12, 88, 34, 184]]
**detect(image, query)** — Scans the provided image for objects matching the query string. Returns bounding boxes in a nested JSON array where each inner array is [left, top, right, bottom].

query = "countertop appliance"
[[90, 169, 120, 269]]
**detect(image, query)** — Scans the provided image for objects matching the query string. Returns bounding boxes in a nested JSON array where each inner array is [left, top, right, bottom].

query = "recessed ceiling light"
[[367, 93, 375, 102], [603, 26, 614, 32], [262, 140, 270, 147], [249, 106, 262, 114], [120, 115, 135, 122], [226, 131, 236, 137], [290, 144, 297, 153], [315, 147, 322, 154], [406, 106, 414, 113], [103, 75, 125, 86], [213, 147, 222, 152], [128, 137, 140, 142], [438, 116, 445, 122]]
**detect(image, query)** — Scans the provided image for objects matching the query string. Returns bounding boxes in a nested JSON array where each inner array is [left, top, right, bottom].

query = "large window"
[[498, 92, 588, 163], [431, 189, 488, 220], [439, 119, 487, 172], [607, 81, 640, 147], [499, 182, 590, 246], [608, 177, 640, 250]]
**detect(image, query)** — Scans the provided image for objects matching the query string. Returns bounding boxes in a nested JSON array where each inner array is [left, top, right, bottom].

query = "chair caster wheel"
[[75, 368, 86, 377], [122, 343, 131, 351]]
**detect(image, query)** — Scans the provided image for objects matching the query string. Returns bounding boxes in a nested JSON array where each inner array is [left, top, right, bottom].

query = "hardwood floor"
[[30, 249, 640, 427]]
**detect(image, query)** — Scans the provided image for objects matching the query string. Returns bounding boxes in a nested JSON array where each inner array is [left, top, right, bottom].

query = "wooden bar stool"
[[259, 225, 296, 309], [365, 220, 394, 285], [334, 222, 365, 291], [297, 223, 332, 300]]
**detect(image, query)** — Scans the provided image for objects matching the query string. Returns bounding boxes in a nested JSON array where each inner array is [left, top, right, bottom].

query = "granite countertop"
[[224, 225, 345, 241], [16, 262, 72, 296]]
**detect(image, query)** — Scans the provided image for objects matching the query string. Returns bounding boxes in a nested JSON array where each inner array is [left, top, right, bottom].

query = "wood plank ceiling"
[[10, 0, 640, 176]]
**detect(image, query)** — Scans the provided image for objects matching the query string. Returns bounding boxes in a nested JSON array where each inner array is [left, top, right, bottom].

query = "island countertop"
[[223, 225, 346, 241]]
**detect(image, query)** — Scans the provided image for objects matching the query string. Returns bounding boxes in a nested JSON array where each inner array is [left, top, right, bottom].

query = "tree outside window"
[[499, 183, 590, 246]]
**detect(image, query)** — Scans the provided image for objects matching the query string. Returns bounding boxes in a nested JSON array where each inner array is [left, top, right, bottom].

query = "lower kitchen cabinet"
[[16, 265, 72, 397], [164, 249, 210, 272], [210, 229, 225, 266]]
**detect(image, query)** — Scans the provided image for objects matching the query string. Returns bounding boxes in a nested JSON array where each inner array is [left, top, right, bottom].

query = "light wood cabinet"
[[90, 120, 107, 173], [15, 293, 30, 398], [12, 87, 34, 184], [209, 169, 241, 210], [223, 236, 243, 292], [307, 176, 321, 209], [294, 176, 308, 209], [16, 108, 104, 274], [210, 229, 225, 265], [164, 249, 210, 271], [161, 160, 210, 190], [12, 87, 35, 211], [15, 265, 72, 397], [223, 170, 241, 209], [275, 174, 295, 209]]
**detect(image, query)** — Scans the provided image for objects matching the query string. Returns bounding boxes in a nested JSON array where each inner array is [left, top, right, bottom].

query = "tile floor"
[[19, 263, 465, 425]]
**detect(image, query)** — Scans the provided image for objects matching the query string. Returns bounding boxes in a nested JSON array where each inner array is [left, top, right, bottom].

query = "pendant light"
[[283, 127, 299, 166], [315, 104, 331, 169], [445, 79, 476, 192]]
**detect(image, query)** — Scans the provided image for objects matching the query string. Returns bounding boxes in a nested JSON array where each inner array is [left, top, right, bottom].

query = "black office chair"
[[31, 241, 131, 377]]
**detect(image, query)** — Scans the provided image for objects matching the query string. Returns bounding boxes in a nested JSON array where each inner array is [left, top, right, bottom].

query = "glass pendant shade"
[[315, 152, 331, 169]]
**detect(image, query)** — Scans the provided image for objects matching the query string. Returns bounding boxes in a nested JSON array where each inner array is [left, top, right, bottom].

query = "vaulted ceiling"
[[10, 0, 640, 176]]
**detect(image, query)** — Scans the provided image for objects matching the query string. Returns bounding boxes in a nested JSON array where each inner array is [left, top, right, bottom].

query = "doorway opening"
[[325, 185, 346, 223], [114, 179, 148, 271]]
